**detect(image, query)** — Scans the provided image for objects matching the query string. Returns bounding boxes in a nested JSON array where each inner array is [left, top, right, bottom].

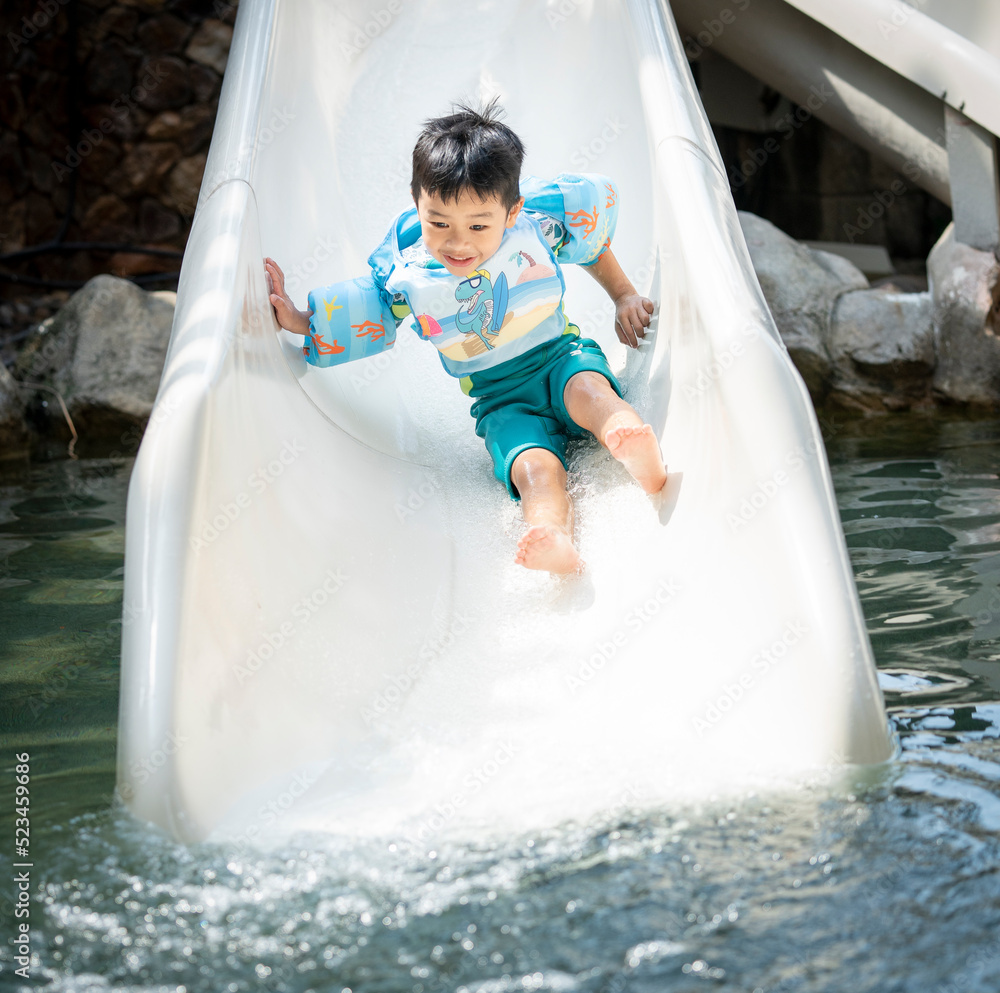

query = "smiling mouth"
[[445, 254, 475, 267]]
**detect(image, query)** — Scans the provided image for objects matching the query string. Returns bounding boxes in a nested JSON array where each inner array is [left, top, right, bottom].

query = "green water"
[[1, 413, 999, 992]]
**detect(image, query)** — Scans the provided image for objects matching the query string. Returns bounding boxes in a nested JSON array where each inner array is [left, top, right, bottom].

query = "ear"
[[506, 196, 525, 227]]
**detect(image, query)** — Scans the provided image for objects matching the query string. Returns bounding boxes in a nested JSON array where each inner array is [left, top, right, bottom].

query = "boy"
[[266, 99, 665, 575]]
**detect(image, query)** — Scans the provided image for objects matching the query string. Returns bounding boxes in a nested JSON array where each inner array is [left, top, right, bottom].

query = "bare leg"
[[511, 448, 583, 575], [563, 371, 667, 495]]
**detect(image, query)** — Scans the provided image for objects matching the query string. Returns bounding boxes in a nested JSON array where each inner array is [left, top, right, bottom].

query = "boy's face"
[[413, 187, 524, 276]]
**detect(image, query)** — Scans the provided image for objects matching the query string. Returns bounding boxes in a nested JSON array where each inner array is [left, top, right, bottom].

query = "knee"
[[511, 447, 565, 493], [563, 370, 612, 408]]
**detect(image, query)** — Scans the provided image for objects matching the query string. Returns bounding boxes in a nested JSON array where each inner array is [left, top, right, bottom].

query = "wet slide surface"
[[118, 0, 892, 843]]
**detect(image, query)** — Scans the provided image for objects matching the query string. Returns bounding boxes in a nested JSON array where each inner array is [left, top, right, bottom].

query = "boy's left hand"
[[614, 293, 655, 348]]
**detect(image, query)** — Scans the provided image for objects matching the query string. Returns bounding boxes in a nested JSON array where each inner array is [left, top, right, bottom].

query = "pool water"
[[1, 412, 999, 993]]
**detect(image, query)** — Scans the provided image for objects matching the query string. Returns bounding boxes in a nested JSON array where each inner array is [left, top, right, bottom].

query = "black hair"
[[411, 96, 525, 213]]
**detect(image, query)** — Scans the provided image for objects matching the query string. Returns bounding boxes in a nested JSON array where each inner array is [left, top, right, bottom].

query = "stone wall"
[[1, 0, 235, 293], [712, 112, 952, 271]]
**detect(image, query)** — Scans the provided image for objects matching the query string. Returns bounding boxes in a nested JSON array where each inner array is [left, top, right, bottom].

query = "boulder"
[[166, 153, 207, 216], [928, 223, 1000, 405], [827, 289, 935, 409], [0, 362, 30, 460], [185, 19, 233, 76], [145, 105, 216, 153], [16, 275, 175, 443], [738, 211, 869, 397], [188, 63, 221, 104], [115, 140, 182, 195], [138, 197, 181, 242], [136, 13, 192, 53], [136, 55, 193, 112], [81, 193, 134, 242]]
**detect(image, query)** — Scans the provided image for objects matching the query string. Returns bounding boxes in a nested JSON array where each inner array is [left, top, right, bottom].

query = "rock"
[[82, 193, 133, 242], [739, 211, 869, 397], [84, 42, 135, 101], [97, 5, 140, 41], [138, 197, 181, 242], [85, 102, 148, 142], [28, 68, 69, 127], [136, 55, 192, 112], [24, 145, 56, 195], [189, 63, 221, 103], [136, 13, 191, 53], [810, 247, 867, 288], [118, 0, 170, 10], [77, 135, 124, 188], [0, 133, 29, 199], [145, 104, 216, 153], [928, 223, 1000, 405], [108, 250, 176, 277], [116, 140, 182, 194], [0, 76, 27, 133], [23, 192, 59, 243], [0, 362, 30, 460], [165, 153, 207, 217], [2, 200, 27, 254], [185, 19, 233, 75], [827, 289, 935, 407], [15, 275, 175, 442], [871, 273, 928, 294], [817, 128, 871, 197]]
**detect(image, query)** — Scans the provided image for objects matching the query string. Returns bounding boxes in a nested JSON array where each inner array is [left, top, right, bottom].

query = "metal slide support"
[[945, 105, 1000, 254]]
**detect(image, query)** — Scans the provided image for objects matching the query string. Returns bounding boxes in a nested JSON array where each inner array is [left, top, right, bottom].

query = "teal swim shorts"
[[465, 326, 623, 500]]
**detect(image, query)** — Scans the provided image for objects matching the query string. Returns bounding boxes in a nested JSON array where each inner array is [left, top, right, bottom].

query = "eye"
[[471, 224, 486, 231], [432, 222, 448, 229]]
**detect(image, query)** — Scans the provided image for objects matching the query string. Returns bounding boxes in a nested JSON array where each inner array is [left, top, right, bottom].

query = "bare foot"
[[515, 524, 583, 575], [604, 424, 668, 494], [648, 471, 672, 510]]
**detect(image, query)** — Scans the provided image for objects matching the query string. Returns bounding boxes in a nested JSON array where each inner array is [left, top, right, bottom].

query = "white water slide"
[[117, 0, 919, 844]]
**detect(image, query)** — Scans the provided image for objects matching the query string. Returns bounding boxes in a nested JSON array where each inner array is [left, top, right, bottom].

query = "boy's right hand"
[[264, 257, 312, 335]]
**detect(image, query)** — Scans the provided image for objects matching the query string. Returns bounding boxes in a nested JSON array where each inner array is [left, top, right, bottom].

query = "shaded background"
[[0, 0, 951, 341], [1, 0, 236, 343]]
